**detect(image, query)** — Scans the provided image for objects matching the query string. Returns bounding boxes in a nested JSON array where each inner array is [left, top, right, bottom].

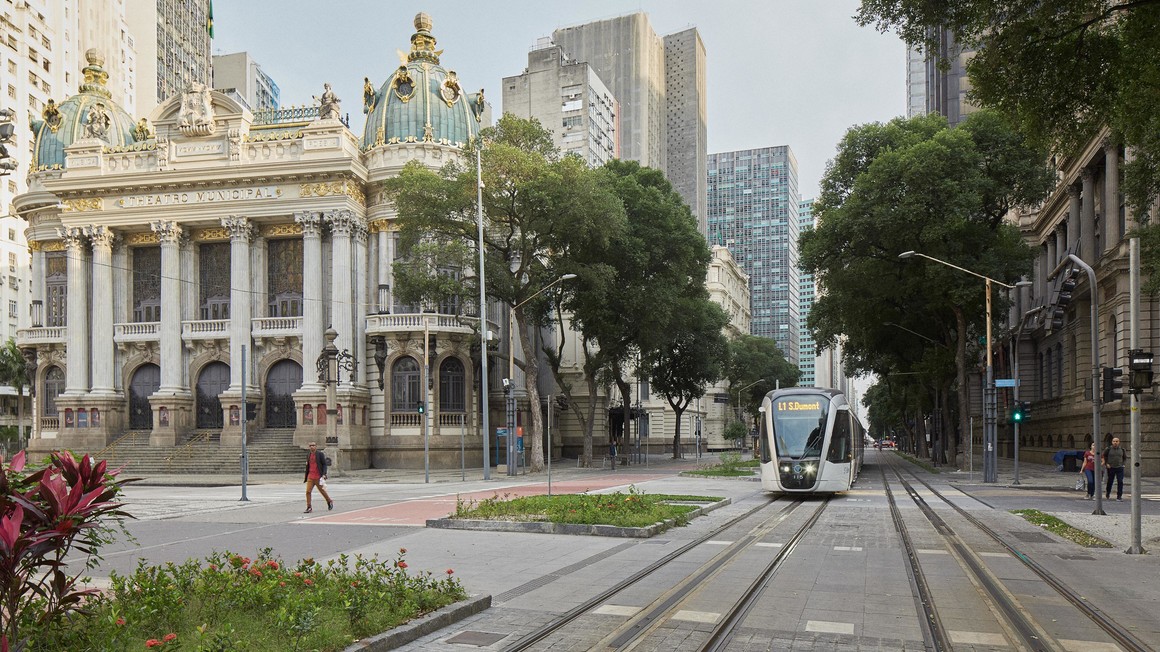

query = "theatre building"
[[15, 14, 503, 470]]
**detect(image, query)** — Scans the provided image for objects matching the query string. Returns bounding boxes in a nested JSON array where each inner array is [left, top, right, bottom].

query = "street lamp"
[[316, 326, 355, 471], [506, 273, 577, 476], [1011, 298, 1043, 486], [475, 147, 492, 481], [899, 250, 1014, 483]]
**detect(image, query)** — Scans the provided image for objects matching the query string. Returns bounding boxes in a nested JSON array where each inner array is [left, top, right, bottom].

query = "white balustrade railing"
[[16, 327, 67, 344], [390, 413, 422, 427], [252, 316, 302, 334], [114, 322, 161, 339], [182, 320, 229, 336], [40, 416, 59, 430], [438, 413, 466, 426], [366, 313, 486, 334]]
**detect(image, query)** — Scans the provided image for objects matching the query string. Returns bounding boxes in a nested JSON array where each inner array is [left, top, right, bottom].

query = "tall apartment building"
[[212, 52, 280, 112], [906, 46, 926, 118], [501, 39, 618, 168], [798, 198, 816, 386], [552, 13, 708, 234], [707, 146, 801, 365], [125, 0, 211, 117], [925, 29, 976, 127]]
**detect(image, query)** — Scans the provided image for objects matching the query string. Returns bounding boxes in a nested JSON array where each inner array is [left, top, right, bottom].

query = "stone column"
[[1047, 232, 1057, 271], [86, 225, 116, 395], [296, 211, 324, 391], [60, 226, 89, 396], [152, 221, 185, 392], [222, 216, 254, 392], [1080, 169, 1096, 263], [378, 228, 391, 312], [354, 222, 368, 386], [327, 210, 355, 385], [1067, 184, 1081, 256], [30, 243, 44, 324], [1104, 141, 1120, 252]]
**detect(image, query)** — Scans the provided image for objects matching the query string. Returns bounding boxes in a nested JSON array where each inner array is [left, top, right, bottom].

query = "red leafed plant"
[[0, 450, 134, 651]]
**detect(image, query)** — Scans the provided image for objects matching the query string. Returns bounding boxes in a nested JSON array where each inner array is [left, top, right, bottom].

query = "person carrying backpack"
[[303, 442, 334, 513]]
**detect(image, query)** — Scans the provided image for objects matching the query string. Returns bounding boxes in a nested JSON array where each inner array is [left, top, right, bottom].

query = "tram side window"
[[759, 410, 772, 464], [827, 410, 851, 462]]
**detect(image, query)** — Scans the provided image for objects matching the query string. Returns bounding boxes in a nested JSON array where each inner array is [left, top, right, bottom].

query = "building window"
[[391, 357, 421, 412], [197, 242, 230, 320], [7, 300, 15, 318], [45, 251, 66, 327], [132, 246, 162, 322], [438, 357, 465, 412], [267, 237, 303, 317], [43, 366, 65, 417]]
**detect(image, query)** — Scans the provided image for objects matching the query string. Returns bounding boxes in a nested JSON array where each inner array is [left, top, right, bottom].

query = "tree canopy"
[[724, 335, 799, 420]]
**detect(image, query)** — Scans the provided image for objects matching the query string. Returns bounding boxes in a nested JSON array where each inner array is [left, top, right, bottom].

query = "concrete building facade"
[[707, 146, 801, 365], [798, 198, 817, 386], [552, 12, 708, 234], [501, 39, 618, 168], [212, 52, 280, 112], [125, 0, 211, 117]]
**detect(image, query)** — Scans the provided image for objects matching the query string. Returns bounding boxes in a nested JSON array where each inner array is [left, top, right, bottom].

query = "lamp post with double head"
[[320, 327, 339, 461], [899, 251, 1014, 483], [506, 273, 577, 476], [1011, 296, 1042, 486], [475, 147, 491, 480]]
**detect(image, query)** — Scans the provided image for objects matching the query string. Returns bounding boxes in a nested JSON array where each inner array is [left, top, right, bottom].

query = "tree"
[[560, 160, 711, 466], [645, 296, 728, 459], [801, 110, 1053, 467], [0, 340, 28, 449], [857, 0, 1160, 277], [384, 115, 626, 472], [723, 335, 799, 422]]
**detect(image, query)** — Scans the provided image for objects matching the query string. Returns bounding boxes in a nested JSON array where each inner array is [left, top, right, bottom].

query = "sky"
[[211, 0, 905, 200]]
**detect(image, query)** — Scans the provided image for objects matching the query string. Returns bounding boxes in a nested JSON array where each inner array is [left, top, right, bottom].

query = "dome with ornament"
[[29, 49, 144, 171], [361, 13, 486, 150]]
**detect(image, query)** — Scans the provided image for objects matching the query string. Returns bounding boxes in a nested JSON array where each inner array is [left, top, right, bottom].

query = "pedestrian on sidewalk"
[[303, 442, 333, 513], [1104, 435, 1126, 501], [1082, 442, 1096, 500]]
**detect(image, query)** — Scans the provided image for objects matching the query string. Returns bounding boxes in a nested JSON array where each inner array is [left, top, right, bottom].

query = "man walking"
[[1104, 435, 1126, 501], [304, 442, 334, 513]]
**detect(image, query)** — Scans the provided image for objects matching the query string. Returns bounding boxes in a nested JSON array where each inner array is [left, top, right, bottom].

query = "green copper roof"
[[361, 13, 484, 150], [30, 50, 140, 171]]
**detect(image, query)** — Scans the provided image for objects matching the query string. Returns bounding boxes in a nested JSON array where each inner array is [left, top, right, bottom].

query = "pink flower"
[[115, 617, 126, 626], [446, 569, 454, 576], [145, 640, 161, 648], [399, 547, 407, 554], [266, 560, 279, 570], [304, 578, 313, 586], [396, 561, 408, 569], [163, 633, 177, 642]]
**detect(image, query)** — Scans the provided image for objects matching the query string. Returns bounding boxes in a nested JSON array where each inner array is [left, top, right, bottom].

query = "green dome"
[[30, 50, 142, 171], [361, 13, 485, 150]]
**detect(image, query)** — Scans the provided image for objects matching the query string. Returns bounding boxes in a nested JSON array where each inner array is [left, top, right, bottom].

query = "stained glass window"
[[45, 251, 66, 327], [267, 238, 303, 317], [132, 246, 162, 322], [199, 242, 231, 320]]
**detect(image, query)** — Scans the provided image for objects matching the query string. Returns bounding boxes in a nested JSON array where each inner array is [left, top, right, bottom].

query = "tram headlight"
[[803, 463, 816, 475], [780, 464, 791, 474]]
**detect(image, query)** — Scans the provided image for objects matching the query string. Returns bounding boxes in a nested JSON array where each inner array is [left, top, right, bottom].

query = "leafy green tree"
[[0, 339, 29, 448], [723, 335, 799, 422], [560, 160, 711, 466], [857, 0, 1160, 285], [801, 110, 1053, 467], [645, 296, 728, 458], [384, 114, 626, 472]]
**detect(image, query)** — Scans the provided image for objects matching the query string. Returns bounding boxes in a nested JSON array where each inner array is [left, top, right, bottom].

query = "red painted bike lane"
[[301, 472, 674, 526]]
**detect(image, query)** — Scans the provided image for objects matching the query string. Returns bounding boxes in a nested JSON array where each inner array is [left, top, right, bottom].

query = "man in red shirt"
[[304, 442, 333, 513]]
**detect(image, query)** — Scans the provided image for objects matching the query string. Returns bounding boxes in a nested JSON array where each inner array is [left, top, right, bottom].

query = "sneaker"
[[327, 501, 334, 511], [1085, 496, 1093, 500], [1117, 497, 1123, 501], [303, 507, 312, 513]]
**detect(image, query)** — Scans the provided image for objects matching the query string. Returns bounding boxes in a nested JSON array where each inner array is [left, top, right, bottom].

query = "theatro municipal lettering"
[[115, 186, 284, 208]]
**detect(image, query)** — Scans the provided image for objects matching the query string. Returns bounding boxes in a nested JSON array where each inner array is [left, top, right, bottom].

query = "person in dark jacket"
[[303, 442, 333, 513], [1104, 436, 1126, 501]]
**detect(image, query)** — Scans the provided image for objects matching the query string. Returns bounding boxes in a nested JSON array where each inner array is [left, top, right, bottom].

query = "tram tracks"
[[882, 458, 1154, 652], [503, 495, 829, 652]]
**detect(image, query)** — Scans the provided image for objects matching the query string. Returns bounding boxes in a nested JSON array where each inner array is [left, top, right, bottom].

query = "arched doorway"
[[265, 359, 302, 428], [128, 363, 160, 430], [196, 362, 230, 429], [43, 366, 65, 418]]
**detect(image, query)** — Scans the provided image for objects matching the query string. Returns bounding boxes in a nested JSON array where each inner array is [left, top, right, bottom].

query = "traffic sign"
[[995, 378, 1017, 388]]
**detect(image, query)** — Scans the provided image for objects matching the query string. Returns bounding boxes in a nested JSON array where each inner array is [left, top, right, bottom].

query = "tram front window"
[[771, 395, 831, 459]]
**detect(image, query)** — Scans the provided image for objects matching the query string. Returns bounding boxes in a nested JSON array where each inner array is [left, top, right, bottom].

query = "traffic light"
[[1102, 366, 1124, 403], [1012, 402, 1025, 423], [1128, 349, 1154, 394], [417, 402, 425, 414]]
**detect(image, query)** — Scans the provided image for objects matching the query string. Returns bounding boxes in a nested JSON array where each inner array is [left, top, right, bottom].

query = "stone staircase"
[[98, 429, 306, 476]]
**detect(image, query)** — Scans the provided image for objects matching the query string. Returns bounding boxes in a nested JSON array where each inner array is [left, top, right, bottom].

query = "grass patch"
[[451, 486, 721, 528], [35, 548, 466, 651], [685, 451, 760, 477], [897, 450, 940, 473], [1011, 509, 1114, 548]]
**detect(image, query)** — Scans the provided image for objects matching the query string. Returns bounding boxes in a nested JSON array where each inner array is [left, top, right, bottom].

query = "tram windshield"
[[771, 395, 831, 458]]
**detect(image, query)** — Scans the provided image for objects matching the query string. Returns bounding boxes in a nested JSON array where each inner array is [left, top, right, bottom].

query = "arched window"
[[43, 366, 65, 417], [196, 362, 230, 429], [391, 357, 420, 411], [439, 357, 465, 412], [128, 363, 160, 430], [265, 360, 302, 428]]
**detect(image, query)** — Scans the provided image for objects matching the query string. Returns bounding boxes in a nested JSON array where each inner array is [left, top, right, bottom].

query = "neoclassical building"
[[16, 14, 505, 470]]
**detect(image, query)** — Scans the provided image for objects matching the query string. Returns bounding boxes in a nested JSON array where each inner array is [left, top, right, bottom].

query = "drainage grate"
[[1009, 531, 1056, 543], [1057, 554, 1096, 561], [446, 630, 508, 647]]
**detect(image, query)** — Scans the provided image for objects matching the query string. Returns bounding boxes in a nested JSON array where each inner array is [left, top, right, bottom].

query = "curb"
[[342, 593, 492, 651], [425, 498, 732, 538]]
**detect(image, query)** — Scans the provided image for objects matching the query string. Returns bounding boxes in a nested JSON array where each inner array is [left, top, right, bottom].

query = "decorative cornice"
[[193, 227, 230, 242], [62, 198, 102, 213], [368, 219, 396, 233], [127, 232, 160, 246], [28, 241, 42, 252], [262, 223, 303, 238], [39, 240, 66, 252], [300, 179, 366, 207]]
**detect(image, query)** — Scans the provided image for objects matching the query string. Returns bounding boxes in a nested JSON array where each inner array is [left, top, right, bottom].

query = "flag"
[[207, 0, 214, 38]]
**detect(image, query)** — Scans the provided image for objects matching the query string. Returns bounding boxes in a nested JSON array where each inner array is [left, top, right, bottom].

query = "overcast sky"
[[211, 0, 905, 200]]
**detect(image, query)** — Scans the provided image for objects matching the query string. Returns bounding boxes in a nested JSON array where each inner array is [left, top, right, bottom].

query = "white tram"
[[758, 388, 864, 493]]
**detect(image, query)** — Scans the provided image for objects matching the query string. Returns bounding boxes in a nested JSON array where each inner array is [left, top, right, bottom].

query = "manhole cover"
[[1009, 531, 1055, 543], [446, 631, 508, 647]]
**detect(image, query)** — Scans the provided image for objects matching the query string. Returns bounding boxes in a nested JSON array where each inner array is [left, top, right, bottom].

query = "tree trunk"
[[516, 310, 546, 473], [953, 306, 969, 469], [615, 366, 632, 464]]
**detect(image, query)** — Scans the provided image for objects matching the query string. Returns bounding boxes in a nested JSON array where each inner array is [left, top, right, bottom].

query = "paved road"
[[73, 450, 1160, 650]]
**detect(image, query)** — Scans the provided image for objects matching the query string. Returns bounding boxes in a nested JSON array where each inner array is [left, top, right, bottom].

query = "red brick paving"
[[301, 472, 673, 526]]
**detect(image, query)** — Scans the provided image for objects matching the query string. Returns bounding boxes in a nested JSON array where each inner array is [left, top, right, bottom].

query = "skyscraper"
[[707, 146, 800, 365], [125, 0, 212, 116], [798, 198, 816, 386], [906, 46, 926, 118], [552, 13, 708, 234], [501, 39, 618, 168], [213, 52, 280, 112]]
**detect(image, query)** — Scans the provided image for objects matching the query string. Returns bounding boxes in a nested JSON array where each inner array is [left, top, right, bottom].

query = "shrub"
[[723, 421, 748, 442]]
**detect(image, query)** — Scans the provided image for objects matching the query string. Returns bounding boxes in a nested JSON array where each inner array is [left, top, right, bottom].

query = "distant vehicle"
[[878, 440, 896, 449], [757, 387, 864, 493]]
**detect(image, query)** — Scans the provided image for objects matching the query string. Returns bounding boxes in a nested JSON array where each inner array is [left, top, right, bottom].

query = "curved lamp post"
[[899, 251, 1014, 483]]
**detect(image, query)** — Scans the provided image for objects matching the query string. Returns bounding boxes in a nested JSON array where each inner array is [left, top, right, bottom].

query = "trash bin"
[[1063, 455, 1078, 473]]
